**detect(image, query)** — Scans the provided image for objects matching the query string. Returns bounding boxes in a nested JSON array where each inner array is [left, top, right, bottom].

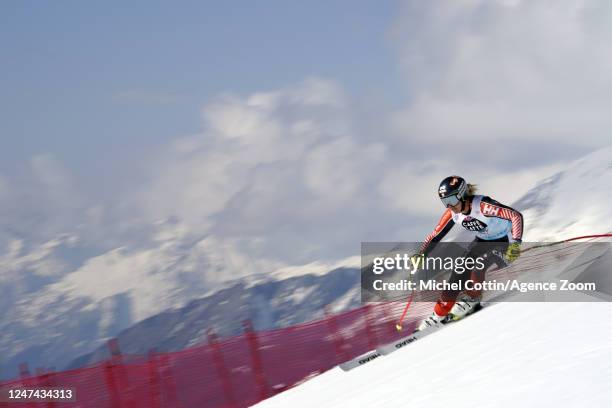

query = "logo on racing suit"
[[481, 203, 500, 217], [462, 216, 487, 232]]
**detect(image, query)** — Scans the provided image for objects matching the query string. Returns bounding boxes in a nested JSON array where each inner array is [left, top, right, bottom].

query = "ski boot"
[[417, 311, 447, 331], [448, 294, 481, 321]]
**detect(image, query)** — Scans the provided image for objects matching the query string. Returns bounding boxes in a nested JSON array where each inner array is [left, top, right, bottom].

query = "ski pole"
[[395, 289, 414, 332]]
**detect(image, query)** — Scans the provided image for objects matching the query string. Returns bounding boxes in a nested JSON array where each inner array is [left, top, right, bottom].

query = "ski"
[[339, 305, 485, 371], [338, 322, 446, 371], [376, 322, 445, 356], [338, 349, 382, 371], [377, 304, 484, 356], [339, 319, 449, 371]]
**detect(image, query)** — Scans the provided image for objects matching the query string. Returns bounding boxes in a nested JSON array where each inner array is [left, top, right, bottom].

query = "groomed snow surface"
[[257, 302, 612, 407]]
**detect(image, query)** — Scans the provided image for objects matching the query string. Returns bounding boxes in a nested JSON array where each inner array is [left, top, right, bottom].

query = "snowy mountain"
[[0, 212, 360, 379], [67, 266, 361, 369], [0, 223, 359, 379], [1, 146, 610, 380]]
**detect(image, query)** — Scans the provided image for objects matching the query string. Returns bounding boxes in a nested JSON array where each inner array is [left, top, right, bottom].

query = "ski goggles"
[[440, 194, 461, 207]]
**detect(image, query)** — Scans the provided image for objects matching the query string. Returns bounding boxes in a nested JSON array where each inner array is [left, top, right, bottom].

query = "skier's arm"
[[480, 196, 524, 242], [420, 209, 455, 256]]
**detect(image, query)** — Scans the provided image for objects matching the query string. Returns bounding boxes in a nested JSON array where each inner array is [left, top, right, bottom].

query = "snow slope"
[[257, 301, 612, 408]]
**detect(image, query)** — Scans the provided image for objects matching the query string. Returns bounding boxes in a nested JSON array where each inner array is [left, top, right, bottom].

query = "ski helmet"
[[438, 176, 468, 207]]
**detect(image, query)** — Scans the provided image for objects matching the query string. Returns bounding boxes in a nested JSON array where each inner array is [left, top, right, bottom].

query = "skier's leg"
[[419, 268, 473, 330], [419, 238, 504, 330], [434, 268, 466, 315], [448, 238, 490, 319], [418, 266, 469, 331], [465, 239, 509, 298], [451, 238, 509, 319]]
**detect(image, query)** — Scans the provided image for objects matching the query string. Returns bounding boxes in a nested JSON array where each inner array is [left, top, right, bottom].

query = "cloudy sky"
[[2, 0, 612, 268]]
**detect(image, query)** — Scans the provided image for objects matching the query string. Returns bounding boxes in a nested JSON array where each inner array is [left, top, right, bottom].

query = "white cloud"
[[378, 161, 446, 216], [134, 65, 592, 265], [303, 137, 385, 207], [0, 154, 87, 247], [390, 0, 612, 148], [287, 77, 348, 108], [137, 78, 387, 263]]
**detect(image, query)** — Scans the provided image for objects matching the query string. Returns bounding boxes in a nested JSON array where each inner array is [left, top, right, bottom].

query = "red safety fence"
[[1, 235, 609, 408], [0, 301, 431, 408]]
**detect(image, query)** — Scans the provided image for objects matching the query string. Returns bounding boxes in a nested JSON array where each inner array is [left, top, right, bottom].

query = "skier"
[[417, 175, 523, 331]]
